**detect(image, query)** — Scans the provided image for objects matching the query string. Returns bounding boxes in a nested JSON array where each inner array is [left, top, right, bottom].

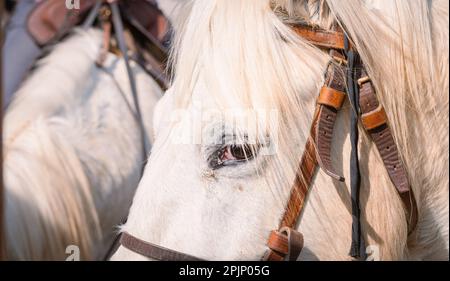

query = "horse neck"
[[3, 29, 101, 139]]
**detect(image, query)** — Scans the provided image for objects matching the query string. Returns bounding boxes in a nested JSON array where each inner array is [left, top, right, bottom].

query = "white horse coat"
[[3, 28, 162, 260]]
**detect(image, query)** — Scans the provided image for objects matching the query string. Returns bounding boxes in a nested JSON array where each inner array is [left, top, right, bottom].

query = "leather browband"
[[120, 23, 418, 262], [290, 24, 346, 50]]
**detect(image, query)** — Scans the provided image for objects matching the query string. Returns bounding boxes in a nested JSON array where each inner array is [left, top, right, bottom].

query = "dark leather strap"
[[120, 0, 168, 63], [357, 71, 418, 233], [118, 0, 169, 89], [280, 227, 304, 261], [120, 232, 205, 261], [314, 55, 347, 182]]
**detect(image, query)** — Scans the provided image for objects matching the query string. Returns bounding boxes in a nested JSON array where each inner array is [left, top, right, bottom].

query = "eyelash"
[[208, 144, 259, 170]]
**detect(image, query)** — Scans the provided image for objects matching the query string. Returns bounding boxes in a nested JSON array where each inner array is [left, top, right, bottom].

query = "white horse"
[[112, 0, 449, 261], [3, 28, 162, 260]]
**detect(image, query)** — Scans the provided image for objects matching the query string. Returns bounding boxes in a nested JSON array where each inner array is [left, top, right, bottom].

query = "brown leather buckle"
[[361, 105, 387, 130], [317, 86, 346, 110]]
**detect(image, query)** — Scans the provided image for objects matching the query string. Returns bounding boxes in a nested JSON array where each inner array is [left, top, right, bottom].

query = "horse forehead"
[[190, 77, 263, 110], [190, 79, 221, 108]]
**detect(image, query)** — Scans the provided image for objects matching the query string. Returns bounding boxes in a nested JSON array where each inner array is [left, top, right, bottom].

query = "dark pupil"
[[230, 144, 255, 160]]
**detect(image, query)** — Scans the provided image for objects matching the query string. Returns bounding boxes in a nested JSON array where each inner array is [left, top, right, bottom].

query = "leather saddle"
[[27, 0, 169, 47]]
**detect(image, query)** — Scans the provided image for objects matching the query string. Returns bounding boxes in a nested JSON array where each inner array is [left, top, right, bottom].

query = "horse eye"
[[208, 144, 259, 170], [228, 144, 255, 160], [219, 144, 258, 165]]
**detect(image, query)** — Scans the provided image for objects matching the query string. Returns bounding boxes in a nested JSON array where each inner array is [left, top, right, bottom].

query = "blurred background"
[[0, 0, 181, 261]]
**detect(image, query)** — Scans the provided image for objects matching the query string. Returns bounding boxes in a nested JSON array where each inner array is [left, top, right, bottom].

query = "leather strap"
[[357, 72, 418, 233], [26, 0, 169, 70], [264, 227, 304, 261], [120, 232, 205, 261], [314, 54, 347, 182], [264, 53, 347, 261], [280, 227, 304, 261], [119, 0, 168, 63], [361, 105, 387, 130], [264, 26, 419, 261], [108, 1, 149, 176], [291, 24, 346, 50], [318, 86, 346, 110], [280, 138, 318, 229], [118, 1, 169, 89], [264, 127, 319, 261]]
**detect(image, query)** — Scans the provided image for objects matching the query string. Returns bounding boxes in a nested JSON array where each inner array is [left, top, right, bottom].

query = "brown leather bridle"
[[119, 23, 419, 261]]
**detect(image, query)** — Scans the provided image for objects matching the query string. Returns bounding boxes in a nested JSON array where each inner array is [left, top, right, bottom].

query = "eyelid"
[[207, 143, 259, 170]]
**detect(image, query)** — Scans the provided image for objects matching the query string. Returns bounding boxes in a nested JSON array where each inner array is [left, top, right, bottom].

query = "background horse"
[[3, 28, 162, 260], [112, 0, 448, 260]]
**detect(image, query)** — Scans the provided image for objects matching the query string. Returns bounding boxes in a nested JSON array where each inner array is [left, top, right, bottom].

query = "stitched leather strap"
[[120, 232, 205, 261], [263, 120, 319, 261], [314, 55, 347, 182], [264, 53, 347, 261], [291, 24, 346, 50], [357, 72, 418, 233], [280, 138, 318, 229]]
